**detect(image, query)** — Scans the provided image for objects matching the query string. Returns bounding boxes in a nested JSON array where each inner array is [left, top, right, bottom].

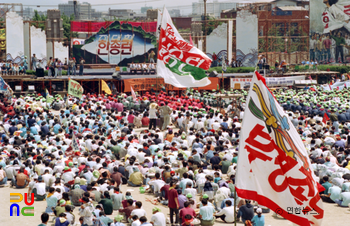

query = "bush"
[[291, 65, 349, 73], [25, 70, 68, 76], [207, 66, 255, 73]]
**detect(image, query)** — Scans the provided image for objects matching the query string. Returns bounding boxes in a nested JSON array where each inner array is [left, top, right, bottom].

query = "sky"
[[1, 0, 214, 14]]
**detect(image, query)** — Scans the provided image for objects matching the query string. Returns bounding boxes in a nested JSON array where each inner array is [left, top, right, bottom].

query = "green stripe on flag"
[[248, 98, 264, 121], [165, 57, 207, 81]]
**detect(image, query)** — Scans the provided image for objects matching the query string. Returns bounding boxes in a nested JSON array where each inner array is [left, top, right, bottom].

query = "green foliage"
[[26, 70, 68, 76], [291, 65, 350, 74], [61, 13, 78, 42], [32, 10, 47, 31], [206, 67, 255, 73], [202, 17, 222, 36]]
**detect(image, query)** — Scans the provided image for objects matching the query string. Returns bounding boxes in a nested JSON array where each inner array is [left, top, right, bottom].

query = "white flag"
[[236, 71, 323, 226], [131, 86, 137, 101], [157, 7, 212, 88]]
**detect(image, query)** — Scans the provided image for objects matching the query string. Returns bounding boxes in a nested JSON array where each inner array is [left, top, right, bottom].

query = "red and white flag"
[[189, 34, 193, 46], [322, 113, 330, 124], [236, 71, 323, 226], [157, 7, 212, 88], [131, 86, 137, 101]]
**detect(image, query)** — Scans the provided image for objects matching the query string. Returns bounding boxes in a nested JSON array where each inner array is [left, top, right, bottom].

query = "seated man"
[[149, 63, 156, 74], [130, 62, 137, 74], [11, 167, 29, 188], [141, 62, 149, 75], [136, 63, 142, 73], [32, 176, 47, 201], [127, 167, 143, 187]]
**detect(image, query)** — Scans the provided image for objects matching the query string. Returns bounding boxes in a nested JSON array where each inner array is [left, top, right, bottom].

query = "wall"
[[6, 12, 24, 63], [236, 10, 258, 67]]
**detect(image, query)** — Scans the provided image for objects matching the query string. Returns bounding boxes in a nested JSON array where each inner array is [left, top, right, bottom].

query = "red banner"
[[71, 21, 157, 33], [124, 77, 219, 93]]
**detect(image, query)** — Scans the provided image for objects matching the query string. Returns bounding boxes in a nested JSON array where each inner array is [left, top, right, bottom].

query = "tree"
[[32, 10, 47, 31], [61, 13, 78, 42]]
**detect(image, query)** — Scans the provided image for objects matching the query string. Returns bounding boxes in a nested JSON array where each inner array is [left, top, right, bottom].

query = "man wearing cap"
[[251, 208, 265, 226], [32, 175, 47, 201], [127, 167, 143, 187], [149, 207, 166, 226]]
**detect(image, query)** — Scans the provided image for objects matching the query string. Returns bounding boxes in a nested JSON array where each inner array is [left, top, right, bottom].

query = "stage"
[[1, 69, 337, 96]]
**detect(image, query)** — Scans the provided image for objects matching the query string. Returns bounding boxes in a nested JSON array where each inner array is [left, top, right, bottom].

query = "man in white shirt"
[[142, 63, 149, 75], [130, 201, 147, 221], [33, 176, 47, 200], [148, 173, 165, 195], [215, 200, 235, 223], [150, 207, 166, 226]]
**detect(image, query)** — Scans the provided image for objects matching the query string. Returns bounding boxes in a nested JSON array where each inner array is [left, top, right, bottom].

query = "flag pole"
[[234, 186, 237, 226], [156, 7, 165, 103]]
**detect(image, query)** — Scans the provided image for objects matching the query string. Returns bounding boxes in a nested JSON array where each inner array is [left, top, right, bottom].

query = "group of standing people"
[[30, 54, 85, 77]]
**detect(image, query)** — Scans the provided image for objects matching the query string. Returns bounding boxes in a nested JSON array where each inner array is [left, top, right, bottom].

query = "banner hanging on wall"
[[73, 21, 157, 65], [124, 77, 219, 92]]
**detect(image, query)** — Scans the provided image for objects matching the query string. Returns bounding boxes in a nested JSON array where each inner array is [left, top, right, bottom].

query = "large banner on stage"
[[124, 77, 219, 92], [73, 21, 157, 65], [310, 0, 350, 63]]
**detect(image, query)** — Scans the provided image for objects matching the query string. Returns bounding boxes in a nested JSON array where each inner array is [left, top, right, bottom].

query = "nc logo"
[[10, 193, 34, 216]]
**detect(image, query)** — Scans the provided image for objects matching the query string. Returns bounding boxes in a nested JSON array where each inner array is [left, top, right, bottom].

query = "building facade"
[[58, 1, 91, 20]]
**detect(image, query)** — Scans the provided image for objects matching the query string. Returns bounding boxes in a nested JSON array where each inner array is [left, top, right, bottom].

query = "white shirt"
[[150, 212, 166, 226], [130, 208, 147, 218], [148, 179, 165, 193], [216, 206, 235, 222], [34, 182, 46, 196]]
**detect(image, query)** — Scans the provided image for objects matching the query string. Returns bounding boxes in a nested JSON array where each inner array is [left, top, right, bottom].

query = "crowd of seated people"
[[129, 62, 156, 74], [0, 61, 26, 75]]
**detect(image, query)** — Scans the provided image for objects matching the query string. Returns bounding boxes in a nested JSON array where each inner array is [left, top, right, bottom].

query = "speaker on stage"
[[36, 68, 45, 77], [112, 72, 121, 80], [209, 70, 218, 77]]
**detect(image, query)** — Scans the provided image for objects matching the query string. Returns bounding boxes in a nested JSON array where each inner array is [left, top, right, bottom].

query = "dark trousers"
[[169, 207, 179, 224], [149, 119, 157, 130], [215, 214, 227, 222], [335, 46, 344, 63], [321, 196, 334, 203]]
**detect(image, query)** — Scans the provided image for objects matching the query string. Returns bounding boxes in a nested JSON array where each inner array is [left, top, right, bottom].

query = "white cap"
[[256, 208, 262, 213]]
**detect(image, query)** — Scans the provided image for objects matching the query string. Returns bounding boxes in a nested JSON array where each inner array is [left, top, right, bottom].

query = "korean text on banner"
[[157, 8, 212, 88], [236, 71, 324, 226], [68, 79, 84, 98]]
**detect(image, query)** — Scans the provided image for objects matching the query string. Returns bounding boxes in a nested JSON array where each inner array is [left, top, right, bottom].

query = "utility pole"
[[73, 0, 78, 20], [203, 0, 207, 53]]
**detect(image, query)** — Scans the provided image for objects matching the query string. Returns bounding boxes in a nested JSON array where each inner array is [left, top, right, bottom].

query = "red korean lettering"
[[344, 5, 350, 16], [245, 145, 273, 163]]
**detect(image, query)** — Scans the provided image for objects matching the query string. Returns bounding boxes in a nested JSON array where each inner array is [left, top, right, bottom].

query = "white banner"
[[236, 71, 323, 226], [231, 75, 306, 89]]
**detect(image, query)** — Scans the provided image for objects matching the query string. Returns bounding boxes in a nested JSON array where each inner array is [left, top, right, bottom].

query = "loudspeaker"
[[36, 68, 45, 77], [209, 70, 218, 77], [112, 72, 121, 80]]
